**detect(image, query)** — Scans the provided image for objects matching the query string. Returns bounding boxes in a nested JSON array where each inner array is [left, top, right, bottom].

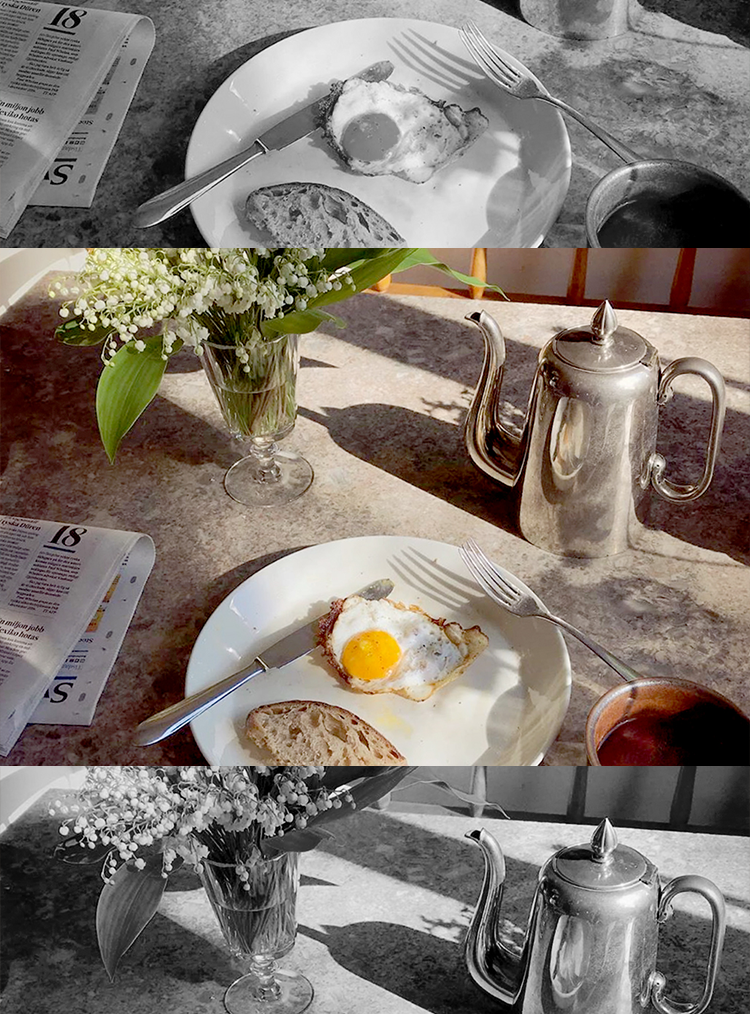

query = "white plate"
[[186, 536, 571, 765], [186, 18, 571, 247]]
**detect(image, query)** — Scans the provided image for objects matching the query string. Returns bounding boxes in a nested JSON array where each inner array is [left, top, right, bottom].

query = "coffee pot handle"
[[651, 358, 726, 502], [651, 875, 726, 1014]]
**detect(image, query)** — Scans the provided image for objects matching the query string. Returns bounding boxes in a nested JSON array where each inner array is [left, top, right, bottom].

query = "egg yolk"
[[341, 112, 401, 163], [341, 629, 401, 681]]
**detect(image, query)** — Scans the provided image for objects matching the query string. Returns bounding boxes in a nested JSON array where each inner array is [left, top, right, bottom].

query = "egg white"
[[325, 78, 483, 184], [327, 596, 466, 694]]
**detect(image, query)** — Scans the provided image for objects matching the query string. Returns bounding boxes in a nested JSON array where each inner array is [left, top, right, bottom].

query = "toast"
[[244, 181, 405, 246], [245, 699, 407, 765]]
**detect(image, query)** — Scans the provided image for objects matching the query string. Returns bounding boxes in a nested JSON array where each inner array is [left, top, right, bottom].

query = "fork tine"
[[463, 538, 522, 600], [465, 21, 521, 78], [459, 545, 508, 604], [461, 21, 521, 90], [460, 31, 514, 91], [460, 541, 517, 606], [471, 29, 522, 88]]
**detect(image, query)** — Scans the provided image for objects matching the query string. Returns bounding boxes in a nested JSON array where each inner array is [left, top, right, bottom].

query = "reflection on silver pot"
[[464, 819, 726, 1014], [464, 302, 726, 557]]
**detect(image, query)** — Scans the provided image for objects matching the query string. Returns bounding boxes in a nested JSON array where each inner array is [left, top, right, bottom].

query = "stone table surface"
[[1, 280, 749, 766], [1, 800, 749, 1014], [3, 0, 749, 248]]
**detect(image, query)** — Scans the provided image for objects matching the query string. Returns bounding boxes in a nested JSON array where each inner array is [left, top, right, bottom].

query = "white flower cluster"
[[52, 765, 354, 883], [50, 249, 356, 364]]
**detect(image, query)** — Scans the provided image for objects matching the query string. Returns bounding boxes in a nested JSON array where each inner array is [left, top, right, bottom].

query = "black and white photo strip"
[[1, 1, 749, 248], [1, 765, 748, 1014]]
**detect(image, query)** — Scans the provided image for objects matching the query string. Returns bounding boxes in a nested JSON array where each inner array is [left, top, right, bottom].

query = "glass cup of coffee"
[[585, 677, 750, 765], [585, 159, 750, 247]]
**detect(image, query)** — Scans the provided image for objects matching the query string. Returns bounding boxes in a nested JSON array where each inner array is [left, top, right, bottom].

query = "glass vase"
[[198, 851, 312, 1014], [201, 333, 313, 507]]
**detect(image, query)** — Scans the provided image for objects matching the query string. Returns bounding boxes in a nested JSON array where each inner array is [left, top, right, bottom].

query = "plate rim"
[[186, 534, 572, 766], [185, 16, 572, 247]]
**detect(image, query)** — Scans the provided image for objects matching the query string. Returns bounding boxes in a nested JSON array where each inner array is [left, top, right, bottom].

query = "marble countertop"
[[1, 281, 749, 765], [3, 0, 749, 248], [1, 801, 748, 1013]]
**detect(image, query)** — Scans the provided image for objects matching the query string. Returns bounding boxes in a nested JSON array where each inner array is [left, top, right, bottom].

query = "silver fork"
[[460, 20, 642, 165], [460, 539, 643, 682]]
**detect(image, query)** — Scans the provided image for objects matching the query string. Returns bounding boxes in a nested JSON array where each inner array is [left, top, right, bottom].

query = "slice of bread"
[[244, 182, 405, 246], [245, 699, 407, 765]]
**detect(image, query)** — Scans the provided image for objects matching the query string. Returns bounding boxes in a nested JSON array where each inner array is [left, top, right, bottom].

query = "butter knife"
[[133, 60, 394, 228], [134, 577, 394, 746]]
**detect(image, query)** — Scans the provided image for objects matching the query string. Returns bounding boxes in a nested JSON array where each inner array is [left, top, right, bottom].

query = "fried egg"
[[318, 595, 489, 700], [319, 76, 489, 184]]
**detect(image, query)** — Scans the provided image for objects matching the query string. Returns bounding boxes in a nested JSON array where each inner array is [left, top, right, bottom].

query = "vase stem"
[[251, 438, 282, 483], [251, 956, 283, 1002]]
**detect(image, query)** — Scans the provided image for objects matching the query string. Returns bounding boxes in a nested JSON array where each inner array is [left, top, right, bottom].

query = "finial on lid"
[[591, 301, 618, 345], [591, 817, 618, 863]]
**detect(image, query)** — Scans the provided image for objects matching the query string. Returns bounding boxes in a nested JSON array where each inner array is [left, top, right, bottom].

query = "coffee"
[[596, 185, 750, 247], [597, 704, 750, 765]]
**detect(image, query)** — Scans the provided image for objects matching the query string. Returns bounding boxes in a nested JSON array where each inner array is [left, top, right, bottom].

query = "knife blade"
[[133, 60, 394, 228], [133, 577, 394, 746]]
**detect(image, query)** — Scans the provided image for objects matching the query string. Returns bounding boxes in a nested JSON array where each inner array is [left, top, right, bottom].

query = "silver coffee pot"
[[465, 819, 726, 1014], [464, 303, 726, 557]]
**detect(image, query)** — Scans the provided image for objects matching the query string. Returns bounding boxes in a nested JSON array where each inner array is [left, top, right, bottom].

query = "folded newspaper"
[[0, 515, 155, 755], [0, 1, 155, 238]]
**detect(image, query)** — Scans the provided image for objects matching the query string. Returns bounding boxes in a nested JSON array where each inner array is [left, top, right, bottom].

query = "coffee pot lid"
[[553, 301, 650, 371], [552, 818, 650, 889]]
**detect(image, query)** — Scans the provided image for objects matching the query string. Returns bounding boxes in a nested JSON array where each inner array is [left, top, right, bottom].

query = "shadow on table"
[[143, 30, 305, 247], [303, 921, 499, 1014], [134, 546, 308, 730], [477, 0, 524, 22], [313, 297, 750, 567], [637, 0, 749, 46]]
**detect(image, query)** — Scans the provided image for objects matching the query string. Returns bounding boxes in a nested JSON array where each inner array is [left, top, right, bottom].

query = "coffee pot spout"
[[464, 828, 527, 1006], [464, 311, 528, 487]]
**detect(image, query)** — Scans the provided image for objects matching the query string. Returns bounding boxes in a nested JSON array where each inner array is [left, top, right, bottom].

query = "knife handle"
[[133, 658, 268, 746], [133, 139, 267, 228]]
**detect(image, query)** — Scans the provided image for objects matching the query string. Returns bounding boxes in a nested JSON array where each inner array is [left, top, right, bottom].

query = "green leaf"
[[262, 767, 416, 854], [56, 317, 113, 346], [320, 249, 421, 303], [263, 247, 505, 338], [319, 767, 395, 791], [405, 774, 509, 818], [261, 826, 334, 855], [96, 854, 169, 981], [261, 307, 345, 337], [312, 767, 418, 828], [95, 336, 181, 463], [262, 249, 419, 338], [392, 249, 508, 297], [318, 249, 395, 273]]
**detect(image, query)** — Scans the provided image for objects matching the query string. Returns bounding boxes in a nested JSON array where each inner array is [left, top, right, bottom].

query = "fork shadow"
[[387, 547, 480, 611], [387, 27, 483, 91]]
